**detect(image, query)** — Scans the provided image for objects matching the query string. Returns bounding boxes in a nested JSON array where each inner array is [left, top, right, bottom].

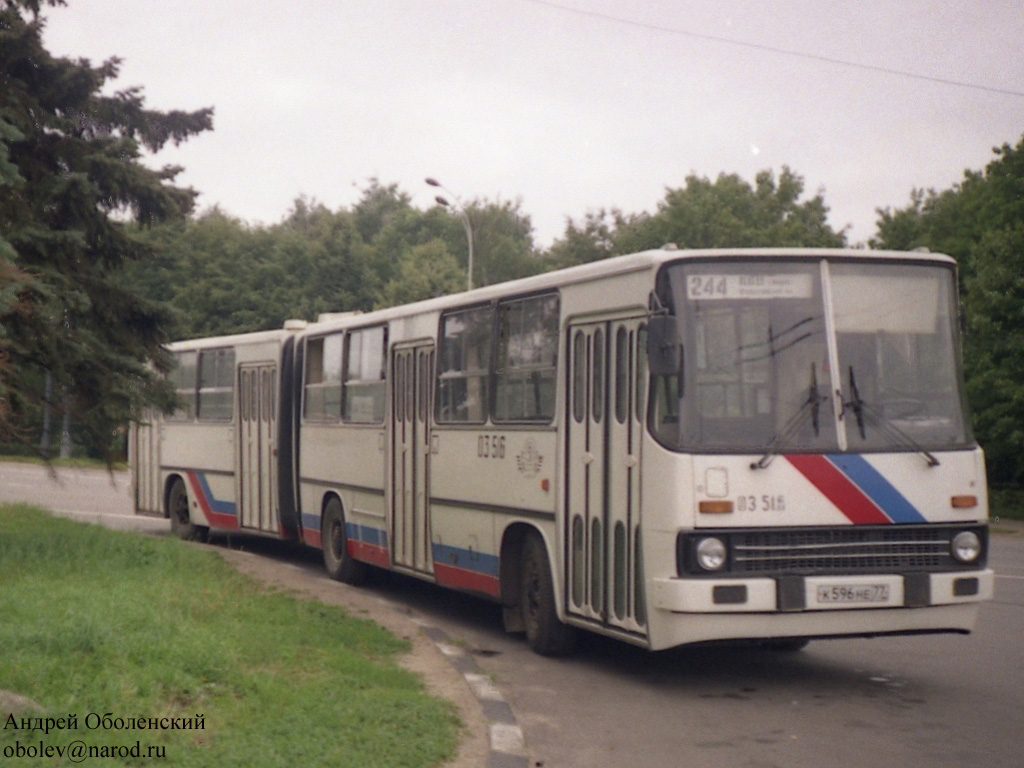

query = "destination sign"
[[686, 273, 813, 300]]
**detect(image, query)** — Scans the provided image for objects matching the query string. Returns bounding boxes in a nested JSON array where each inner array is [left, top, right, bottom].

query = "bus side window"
[[343, 326, 387, 424], [493, 292, 559, 423], [197, 348, 235, 421], [304, 333, 343, 422], [437, 305, 493, 424], [168, 350, 197, 421]]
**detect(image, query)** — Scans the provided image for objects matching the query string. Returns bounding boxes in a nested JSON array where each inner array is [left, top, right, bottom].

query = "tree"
[[958, 140, 1024, 486], [0, 0, 213, 457], [463, 198, 542, 287], [871, 174, 987, 278], [375, 239, 464, 308], [545, 209, 620, 268], [549, 167, 847, 266]]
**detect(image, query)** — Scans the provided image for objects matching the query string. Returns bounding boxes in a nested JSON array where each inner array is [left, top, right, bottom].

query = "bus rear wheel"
[[167, 478, 207, 542], [521, 531, 577, 656], [322, 497, 367, 585]]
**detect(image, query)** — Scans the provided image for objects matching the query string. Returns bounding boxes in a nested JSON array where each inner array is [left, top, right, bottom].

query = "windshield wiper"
[[751, 363, 825, 470], [843, 366, 940, 468], [846, 366, 866, 440]]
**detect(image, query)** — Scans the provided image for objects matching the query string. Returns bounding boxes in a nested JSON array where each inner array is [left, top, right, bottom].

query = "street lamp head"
[[424, 176, 473, 291]]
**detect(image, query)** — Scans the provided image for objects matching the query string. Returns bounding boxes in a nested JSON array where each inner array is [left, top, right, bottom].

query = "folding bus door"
[[566, 317, 647, 636], [239, 363, 278, 533], [131, 410, 162, 514], [390, 343, 435, 575]]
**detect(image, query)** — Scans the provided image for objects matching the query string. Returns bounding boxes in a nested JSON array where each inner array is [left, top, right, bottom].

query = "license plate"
[[815, 584, 890, 604]]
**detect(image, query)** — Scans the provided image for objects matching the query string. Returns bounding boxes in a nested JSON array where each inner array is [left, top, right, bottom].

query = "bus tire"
[[167, 478, 206, 542], [521, 531, 577, 656], [322, 497, 367, 585]]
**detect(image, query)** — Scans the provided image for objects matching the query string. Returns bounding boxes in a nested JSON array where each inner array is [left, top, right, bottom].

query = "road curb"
[[411, 620, 529, 768]]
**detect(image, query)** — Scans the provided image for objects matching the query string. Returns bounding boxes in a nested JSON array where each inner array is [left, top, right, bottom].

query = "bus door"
[[132, 410, 162, 514], [567, 317, 647, 635], [238, 363, 278, 532], [390, 343, 435, 574]]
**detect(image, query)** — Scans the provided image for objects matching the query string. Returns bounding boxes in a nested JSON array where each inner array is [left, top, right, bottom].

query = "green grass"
[[0, 505, 459, 767]]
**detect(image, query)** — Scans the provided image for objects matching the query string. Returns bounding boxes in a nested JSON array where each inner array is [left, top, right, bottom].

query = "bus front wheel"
[[521, 531, 577, 656], [322, 497, 367, 585]]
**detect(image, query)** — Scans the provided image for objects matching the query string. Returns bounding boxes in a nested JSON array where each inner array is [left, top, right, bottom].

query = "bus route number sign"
[[687, 274, 813, 300]]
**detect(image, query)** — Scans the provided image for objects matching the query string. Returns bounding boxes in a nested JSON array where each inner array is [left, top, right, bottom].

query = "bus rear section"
[[130, 328, 302, 543]]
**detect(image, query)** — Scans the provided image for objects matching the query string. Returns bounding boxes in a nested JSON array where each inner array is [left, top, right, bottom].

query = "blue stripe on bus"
[[826, 454, 927, 524], [431, 543, 500, 578], [195, 472, 237, 517], [347, 523, 389, 549]]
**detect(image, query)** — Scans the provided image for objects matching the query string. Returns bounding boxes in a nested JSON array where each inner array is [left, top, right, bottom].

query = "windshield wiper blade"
[[809, 361, 821, 437], [845, 366, 866, 440], [844, 366, 939, 468], [751, 363, 825, 470]]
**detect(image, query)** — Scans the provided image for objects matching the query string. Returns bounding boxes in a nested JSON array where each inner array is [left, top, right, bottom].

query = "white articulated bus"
[[131, 248, 994, 655]]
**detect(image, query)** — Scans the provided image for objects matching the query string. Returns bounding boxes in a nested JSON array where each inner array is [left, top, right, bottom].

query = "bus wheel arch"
[[517, 528, 578, 656], [321, 494, 368, 586], [165, 475, 207, 542]]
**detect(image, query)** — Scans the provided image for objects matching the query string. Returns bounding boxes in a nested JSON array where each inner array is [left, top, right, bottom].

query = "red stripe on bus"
[[785, 455, 891, 525], [185, 472, 239, 529], [434, 563, 502, 599], [348, 540, 391, 569]]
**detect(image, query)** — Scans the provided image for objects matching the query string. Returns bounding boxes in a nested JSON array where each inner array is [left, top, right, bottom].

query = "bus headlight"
[[696, 537, 728, 571], [951, 531, 982, 564]]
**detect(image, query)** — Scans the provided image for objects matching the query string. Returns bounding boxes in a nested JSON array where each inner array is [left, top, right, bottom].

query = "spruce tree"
[[0, 0, 212, 457]]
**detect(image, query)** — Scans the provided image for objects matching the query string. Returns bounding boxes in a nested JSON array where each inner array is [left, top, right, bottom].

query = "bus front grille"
[[679, 525, 988, 576]]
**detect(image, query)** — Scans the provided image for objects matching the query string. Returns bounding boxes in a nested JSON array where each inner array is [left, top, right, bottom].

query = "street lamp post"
[[425, 177, 474, 292]]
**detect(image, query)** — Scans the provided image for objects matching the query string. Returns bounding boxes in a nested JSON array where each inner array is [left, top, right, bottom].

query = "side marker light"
[[951, 495, 978, 509], [699, 500, 734, 515]]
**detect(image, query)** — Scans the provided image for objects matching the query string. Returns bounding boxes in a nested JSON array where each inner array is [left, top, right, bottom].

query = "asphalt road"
[[3, 462, 1022, 768]]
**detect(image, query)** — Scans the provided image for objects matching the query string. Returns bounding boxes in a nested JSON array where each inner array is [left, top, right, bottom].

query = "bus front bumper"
[[651, 569, 995, 614]]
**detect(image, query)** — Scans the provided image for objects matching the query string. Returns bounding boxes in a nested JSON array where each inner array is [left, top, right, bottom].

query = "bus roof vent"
[[912, 246, 931, 253], [316, 311, 362, 323], [283, 319, 308, 331], [663, 243, 678, 251]]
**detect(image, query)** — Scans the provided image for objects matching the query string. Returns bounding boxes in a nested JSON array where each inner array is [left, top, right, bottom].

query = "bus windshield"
[[652, 259, 971, 454]]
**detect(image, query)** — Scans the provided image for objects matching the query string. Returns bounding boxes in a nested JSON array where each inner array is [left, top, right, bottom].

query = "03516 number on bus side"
[[736, 495, 786, 512]]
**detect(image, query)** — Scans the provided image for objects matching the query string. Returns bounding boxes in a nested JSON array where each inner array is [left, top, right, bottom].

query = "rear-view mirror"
[[647, 315, 682, 377]]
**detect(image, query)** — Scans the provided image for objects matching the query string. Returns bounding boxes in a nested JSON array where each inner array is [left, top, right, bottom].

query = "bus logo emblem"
[[516, 439, 544, 477]]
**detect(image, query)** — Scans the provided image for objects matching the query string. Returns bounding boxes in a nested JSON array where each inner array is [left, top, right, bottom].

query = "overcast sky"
[[41, 0, 1024, 247]]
